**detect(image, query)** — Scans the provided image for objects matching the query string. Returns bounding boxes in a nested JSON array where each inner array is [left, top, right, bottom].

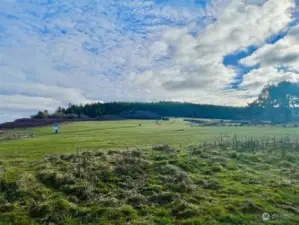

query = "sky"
[[0, 0, 298, 123]]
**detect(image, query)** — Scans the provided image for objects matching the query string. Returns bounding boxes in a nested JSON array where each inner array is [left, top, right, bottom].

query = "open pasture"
[[0, 119, 299, 225]]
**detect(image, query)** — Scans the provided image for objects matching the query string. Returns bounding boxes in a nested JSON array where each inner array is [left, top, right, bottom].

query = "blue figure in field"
[[54, 123, 59, 134]]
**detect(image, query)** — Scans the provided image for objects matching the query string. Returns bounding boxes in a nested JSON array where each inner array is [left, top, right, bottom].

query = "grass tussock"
[[0, 136, 299, 224]]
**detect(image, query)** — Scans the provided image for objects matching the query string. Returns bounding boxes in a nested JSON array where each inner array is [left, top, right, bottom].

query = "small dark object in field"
[[139, 124, 141, 127]]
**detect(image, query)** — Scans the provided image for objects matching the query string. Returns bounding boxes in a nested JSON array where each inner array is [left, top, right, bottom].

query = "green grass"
[[0, 119, 299, 224], [1, 119, 299, 159]]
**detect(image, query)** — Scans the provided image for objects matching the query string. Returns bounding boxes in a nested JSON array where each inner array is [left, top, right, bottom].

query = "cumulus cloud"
[[0, 0, 298, 122], [132, 0, 296, 92], [240, 25, 299, 67], [239, 24, 299, 90], [240, 66, 299, 91]]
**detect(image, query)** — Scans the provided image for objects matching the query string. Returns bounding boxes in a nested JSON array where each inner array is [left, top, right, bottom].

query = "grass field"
[[0, 119, 299, 224], [1, 119, 299, 158]]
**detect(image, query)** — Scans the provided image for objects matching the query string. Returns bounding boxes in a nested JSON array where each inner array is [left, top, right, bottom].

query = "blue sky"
[[0, 0, 298, 122]]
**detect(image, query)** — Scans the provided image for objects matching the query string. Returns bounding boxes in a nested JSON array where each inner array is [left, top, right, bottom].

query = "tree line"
[[34, 102, 247, 120], [33, 81, 299, 123]]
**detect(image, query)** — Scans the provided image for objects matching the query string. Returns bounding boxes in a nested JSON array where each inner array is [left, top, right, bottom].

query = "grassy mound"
[[0, 137, 299, 224]]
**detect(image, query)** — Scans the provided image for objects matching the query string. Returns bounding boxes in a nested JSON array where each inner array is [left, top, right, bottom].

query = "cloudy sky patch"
[[0, 0, 298, 122]]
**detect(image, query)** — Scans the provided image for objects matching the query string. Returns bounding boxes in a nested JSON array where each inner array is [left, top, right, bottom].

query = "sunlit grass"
[[0, 119, 299, 224]]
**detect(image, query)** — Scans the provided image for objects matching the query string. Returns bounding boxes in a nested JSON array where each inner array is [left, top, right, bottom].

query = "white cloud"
[[131, 0, 296, 92], [0, 0, 298, 122], [240, 67, 299, 91], [0, 82, 101, 106], [0, 95, 60, 111], [238, 23, 299, 91], [168, 90, 257, 106], [197, 0, 294, 55], [240, 25, 299, 67]]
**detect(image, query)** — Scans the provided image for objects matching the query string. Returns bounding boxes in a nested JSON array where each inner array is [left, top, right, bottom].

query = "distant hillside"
[[32, 102, 249, 121], [3, 80, 299, 129], [0, 102, 249, 129]]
